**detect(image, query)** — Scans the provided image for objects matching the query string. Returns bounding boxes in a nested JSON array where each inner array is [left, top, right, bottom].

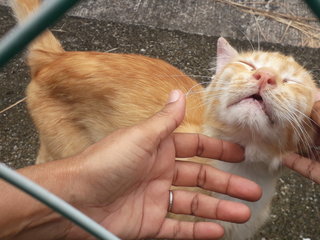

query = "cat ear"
[[216, 37, 239, 74]]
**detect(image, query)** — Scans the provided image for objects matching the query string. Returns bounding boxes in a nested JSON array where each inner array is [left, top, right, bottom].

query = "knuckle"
[[307, 160, 317, 180], [155, 111, 179, 136], [173, 221, 182, 238], [291, 154, 302, 170], [218, 139, 224, 160], [191, 193, 200, 215], [196, 134, 205, 156], [197, 164, 207, 187], [215, 200, 222, 219], [155, 108, 171, 121], [225, 174, 232, 195], [173, 167, 180, 185]]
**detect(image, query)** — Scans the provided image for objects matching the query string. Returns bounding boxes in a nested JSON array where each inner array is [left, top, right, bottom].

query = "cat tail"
[[11, 0, 64, 75]]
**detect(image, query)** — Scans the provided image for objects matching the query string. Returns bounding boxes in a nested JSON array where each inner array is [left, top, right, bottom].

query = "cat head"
[[204, 37, 318, 159]]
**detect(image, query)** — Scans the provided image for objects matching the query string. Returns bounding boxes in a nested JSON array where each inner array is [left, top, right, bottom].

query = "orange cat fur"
[[12, 0, 318, 239], [26, 50, 204, 163]]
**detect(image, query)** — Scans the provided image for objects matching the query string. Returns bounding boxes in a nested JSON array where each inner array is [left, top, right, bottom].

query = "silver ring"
[[168, 190, 174, 212]]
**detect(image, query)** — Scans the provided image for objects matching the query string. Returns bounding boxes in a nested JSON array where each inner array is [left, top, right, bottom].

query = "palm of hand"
[[67, 127, 177, 239], [97, 130, 176, 239]]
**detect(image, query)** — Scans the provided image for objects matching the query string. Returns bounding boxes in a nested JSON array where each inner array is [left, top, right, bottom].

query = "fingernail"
[[167, 90, 181, 103]]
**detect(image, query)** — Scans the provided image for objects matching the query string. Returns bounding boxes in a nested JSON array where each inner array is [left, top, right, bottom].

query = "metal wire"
[[0, 163, 120, 240], [305, 0, 320, 20], [0, 0, 79, 67], [0, 0, 120, 238]]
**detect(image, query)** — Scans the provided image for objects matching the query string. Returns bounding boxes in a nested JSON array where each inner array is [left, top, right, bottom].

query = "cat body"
[[26, 50, 204, 163], [12, 0, 318, 239]]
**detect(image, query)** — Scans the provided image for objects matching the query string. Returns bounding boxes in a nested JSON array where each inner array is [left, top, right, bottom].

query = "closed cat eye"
[[237, 61, 256, 70], [283, 78, 298, 84]]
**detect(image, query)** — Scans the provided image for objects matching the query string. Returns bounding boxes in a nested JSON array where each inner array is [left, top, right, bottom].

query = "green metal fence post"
[[305, 0, 320, 20], [0, 0, 79, 68]]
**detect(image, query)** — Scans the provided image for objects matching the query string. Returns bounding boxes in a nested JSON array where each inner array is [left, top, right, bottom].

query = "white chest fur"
[[213, 143, 281, 240]]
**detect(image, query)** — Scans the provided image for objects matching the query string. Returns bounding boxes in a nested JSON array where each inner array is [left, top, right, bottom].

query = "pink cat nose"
[[253, 68, 276, 87]]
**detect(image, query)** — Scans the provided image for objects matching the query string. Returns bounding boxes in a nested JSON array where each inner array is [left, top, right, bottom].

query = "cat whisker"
[[185, 82, 209, 96], [266, 90, 317, 128], [154, 74, 213, 79], [186, 95, 225, 111], [286, 97, 320, 129], [309, 69, 320, 73], [282, 112, 314, 159], [226, 20, 255, 51], [289, 82, 316, 90], [266, 91, 316, 159], [187, 87, 242, 96]]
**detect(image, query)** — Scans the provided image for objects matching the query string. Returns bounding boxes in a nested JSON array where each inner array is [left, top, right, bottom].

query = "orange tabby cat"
[[12, 0, 318, 239]]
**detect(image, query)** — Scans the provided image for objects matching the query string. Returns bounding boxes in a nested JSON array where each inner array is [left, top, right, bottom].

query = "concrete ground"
[[1, 1, 320, 239], [1, 0, 319, 47]]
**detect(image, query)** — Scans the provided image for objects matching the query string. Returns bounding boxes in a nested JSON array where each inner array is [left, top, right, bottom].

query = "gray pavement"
[[1, 0, 320, 47], [69, 0, 320, 48], [1, 1, 320, 239]]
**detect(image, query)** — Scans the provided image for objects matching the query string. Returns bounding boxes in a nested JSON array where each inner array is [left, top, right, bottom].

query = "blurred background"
[[0, 0, 320, 239]]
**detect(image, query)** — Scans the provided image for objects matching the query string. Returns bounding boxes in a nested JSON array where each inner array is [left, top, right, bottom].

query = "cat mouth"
[[244, 94, 264, 105], [240, 93, 266, 111], [230, 93, 265, 108], [230, 93, 271, 117], [236, 93, 274, 123]]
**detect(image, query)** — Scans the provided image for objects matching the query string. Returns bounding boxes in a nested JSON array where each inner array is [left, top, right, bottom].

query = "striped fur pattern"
[[11, 0, 318, 239]]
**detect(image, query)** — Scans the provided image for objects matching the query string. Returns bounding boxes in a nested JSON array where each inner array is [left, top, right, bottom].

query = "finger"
[[154, 218, 224, 240], [170, 190, 251, 223], [311, 100, 320, 125], [283, 153, 320, 184], [173, 133, 244, 162], [314, 88, 320, 102], [173, 161, 262, 202], [139, 90, 186, 141]]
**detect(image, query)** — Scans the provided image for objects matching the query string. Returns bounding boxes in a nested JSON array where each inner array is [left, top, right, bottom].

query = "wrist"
[[0, 158, 83, 239]]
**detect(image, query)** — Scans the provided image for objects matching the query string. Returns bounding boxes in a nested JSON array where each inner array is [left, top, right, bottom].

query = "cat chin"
[[219, 102, 272, 132]]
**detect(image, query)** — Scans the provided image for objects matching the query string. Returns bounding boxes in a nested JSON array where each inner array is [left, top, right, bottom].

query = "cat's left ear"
[[216, 37, 239, 74]]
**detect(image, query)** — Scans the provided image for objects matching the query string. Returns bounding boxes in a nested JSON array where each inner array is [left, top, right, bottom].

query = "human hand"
[[283, 94, 320, 184], [63, 90, 261, 239]]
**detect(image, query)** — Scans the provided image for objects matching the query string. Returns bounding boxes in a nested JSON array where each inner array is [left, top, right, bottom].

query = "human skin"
[[0, 90, 262, 240], [283, 100, 320, 184]]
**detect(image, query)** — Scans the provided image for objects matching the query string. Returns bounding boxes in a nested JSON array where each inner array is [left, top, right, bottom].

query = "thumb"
[[142, 90, 186, 140]]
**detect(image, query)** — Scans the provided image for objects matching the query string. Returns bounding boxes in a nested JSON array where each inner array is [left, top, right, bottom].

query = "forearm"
[[0, 158, 81, 239]]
